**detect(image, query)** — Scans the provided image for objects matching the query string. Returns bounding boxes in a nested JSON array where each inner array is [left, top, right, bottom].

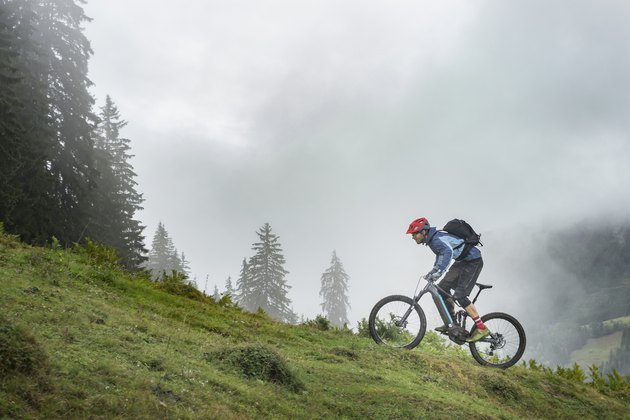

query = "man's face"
[[412, 230, 427, 244]]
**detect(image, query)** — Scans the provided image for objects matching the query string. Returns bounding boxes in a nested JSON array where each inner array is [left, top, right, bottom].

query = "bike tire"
[[368, 295, 427, 349], [468, 312, 526, 368]]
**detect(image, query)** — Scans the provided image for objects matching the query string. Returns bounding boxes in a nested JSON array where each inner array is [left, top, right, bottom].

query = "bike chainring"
[[447, 326, 469, 345]]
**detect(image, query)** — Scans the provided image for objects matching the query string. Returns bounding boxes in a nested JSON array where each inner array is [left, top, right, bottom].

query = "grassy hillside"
[[570, 332, 623, 367], [1, 230, 629, 419]]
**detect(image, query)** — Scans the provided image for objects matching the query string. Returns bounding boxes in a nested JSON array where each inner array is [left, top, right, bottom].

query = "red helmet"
[[406, 217, 430, 234]]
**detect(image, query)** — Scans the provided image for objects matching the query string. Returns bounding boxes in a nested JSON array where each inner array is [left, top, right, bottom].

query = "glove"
[[424, 269, 443, 281]]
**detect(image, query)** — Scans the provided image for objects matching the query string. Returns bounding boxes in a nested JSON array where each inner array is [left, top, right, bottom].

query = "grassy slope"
[[569, 316, 630, 367], [1, 233, 629, 419], [570, 332, 623, 367], [603, 316, 630, 328]]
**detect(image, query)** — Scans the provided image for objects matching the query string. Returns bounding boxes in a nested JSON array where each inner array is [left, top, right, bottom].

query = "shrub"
[[216, 293, 237, 308], [372, 314, 414, 344], [208, 345, 305, 392], [155, 270, 211, 303], [356, 318, 370, 338], [479, 372, 522, 401], [555, 363, 587, 383], [303, 315, 332, 331], [0, 222, 21, 248], [526, 359, 552, 374], [0, 316, 48, 378], [75, 238, 119, 267]]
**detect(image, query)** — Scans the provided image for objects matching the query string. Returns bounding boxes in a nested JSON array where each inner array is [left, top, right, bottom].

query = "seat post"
[[472, 283, 493, 304], [472, 289, 482, 305]]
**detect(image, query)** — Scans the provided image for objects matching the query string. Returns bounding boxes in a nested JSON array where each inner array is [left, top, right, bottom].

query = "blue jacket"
[[424, 227, 481, 272]]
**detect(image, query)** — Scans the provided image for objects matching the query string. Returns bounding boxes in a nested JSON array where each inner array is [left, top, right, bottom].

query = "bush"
[[0, 222, 21, 248], [155, 270, 211, 303], [371, 314, 414, 344], [0, 316, 48, 378], [208, 345, 305, 392], [555, 363, 586, 383], [303, 315, 332, 331], [75, 238, 119, 267], [479, 372, 522, 401]]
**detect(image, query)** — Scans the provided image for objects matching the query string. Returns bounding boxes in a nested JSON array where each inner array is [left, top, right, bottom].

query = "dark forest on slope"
[[0, 0, 146, 269], [525, 220, 630, 372]]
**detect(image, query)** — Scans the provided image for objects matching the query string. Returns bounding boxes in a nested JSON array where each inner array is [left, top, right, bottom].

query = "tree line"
[[0, 0, 145, 268], [149, 222, 352, 326]]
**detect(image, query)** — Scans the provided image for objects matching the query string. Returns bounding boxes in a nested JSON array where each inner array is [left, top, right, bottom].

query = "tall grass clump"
[[0, 315, 48, 378], [208, 345, 305, 392]]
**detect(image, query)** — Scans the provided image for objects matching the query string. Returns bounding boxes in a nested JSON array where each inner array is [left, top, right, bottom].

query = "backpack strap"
[[438, 229, 465, 250]]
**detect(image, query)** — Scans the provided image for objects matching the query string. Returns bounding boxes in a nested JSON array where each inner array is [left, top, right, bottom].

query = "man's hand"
[[424, 268, 443, 281]]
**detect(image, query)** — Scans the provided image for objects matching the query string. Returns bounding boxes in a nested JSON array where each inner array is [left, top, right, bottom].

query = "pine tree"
[[235, 258, 253, 309], [213, 285, 220, 302], [245, 223, 295, 322], [224, 276, 234, 297], [0, 3, 25, 226], [29, 0, 100, 245], [319, 250, 351, 328], [0, 1, 57, 244], [179, 252, 191, 277], [92, 95, 146, 268], [145, 222, 185, 280]]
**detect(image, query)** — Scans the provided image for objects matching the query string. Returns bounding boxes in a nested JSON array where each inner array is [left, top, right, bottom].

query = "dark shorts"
[[438, 257, 483, 307]]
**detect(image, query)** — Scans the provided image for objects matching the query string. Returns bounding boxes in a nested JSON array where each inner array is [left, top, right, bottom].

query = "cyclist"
[[406, 217, 489, 342]]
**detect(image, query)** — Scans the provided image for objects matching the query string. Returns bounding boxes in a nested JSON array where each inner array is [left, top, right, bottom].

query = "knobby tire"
[[368, 295, 427, 349], [468, 312, 526, 368]]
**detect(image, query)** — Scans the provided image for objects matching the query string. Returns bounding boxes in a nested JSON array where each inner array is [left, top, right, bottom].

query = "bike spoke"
[[369, 296, 426, 349], [469, 313, 526, 368]]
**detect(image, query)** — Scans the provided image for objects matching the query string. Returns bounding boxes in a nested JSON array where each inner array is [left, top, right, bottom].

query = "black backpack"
[[442, 219, 483, 261]]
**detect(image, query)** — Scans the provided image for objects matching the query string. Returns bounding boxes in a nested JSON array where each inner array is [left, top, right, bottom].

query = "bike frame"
[[402, 278, 487, 329]]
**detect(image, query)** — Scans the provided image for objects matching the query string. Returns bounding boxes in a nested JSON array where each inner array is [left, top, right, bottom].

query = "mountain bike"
[[368, 277, 526, 368]]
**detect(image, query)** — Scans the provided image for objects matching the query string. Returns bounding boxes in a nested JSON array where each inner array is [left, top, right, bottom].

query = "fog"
[[84, 1, 630, 330]]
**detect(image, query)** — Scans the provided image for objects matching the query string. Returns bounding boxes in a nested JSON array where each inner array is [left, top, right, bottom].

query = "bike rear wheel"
[[468, 312, 526, 368], [368, 295, 426, 349]]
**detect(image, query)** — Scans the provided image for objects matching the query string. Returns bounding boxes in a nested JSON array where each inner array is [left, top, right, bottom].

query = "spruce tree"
[[246, 223, 295, 322], [319, 250, 351, 328], [0, 1, 57, 244], [235, 258, 254, 309], [179, 252, 191, 277], [0, 3, 24, 226], [92, 95, 146, 268], [145, 222, 186, 280], [28, 0, 100, 245], [224, 276, 234, 297]]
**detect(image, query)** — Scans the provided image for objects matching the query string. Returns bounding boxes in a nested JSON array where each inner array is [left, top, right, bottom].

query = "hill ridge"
[[1, 230, 629, 419]]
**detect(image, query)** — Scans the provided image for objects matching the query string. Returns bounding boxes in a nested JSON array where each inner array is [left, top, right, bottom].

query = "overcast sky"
[[83, 0, 630, 327]]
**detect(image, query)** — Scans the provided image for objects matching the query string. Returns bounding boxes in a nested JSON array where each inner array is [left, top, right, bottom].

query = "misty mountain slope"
[[1, 229, 628, 419], [546, 223, 630, 322], [480, 218, 630, 368]]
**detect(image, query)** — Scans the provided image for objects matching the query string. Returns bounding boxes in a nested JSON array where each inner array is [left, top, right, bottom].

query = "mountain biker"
[[406, 217, 489, 342]]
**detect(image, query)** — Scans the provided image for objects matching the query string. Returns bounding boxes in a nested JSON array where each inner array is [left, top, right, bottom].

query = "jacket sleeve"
[[432, 237, 453, 272]]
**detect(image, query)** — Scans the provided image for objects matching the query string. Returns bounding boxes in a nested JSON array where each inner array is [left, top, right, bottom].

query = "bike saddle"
[[476, 283, 493, 290]]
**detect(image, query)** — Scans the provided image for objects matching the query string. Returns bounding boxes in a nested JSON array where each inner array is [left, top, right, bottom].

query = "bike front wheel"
[[368, 295, 427, 349], [468, 312, 526, 368]]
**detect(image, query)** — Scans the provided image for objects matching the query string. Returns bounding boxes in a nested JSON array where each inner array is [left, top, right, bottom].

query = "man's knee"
[[455, 296, 471, 308]]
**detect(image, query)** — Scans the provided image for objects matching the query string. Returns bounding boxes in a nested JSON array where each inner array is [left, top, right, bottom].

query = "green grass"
[[603, 315, 630, 328], [1, 231, 629, 419], [570, 332, 623, 367]]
